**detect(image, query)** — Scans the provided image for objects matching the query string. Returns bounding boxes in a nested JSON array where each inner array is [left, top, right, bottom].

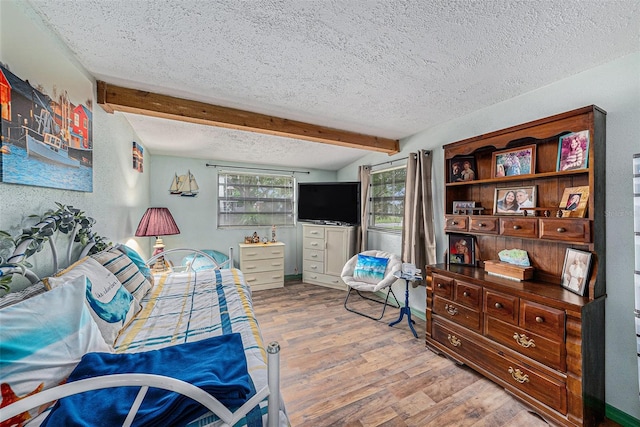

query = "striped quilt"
[[114, 268, 288, 427]]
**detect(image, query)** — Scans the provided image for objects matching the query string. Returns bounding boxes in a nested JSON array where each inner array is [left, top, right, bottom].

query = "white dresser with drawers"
[[239, 242, 285, 290], [302, 224, 357, 290]]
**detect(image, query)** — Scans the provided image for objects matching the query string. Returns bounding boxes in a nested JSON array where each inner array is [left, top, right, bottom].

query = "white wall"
[[148, 155, 336, 273], [338, 52, 640, 421], [0, 1, 150, 286]]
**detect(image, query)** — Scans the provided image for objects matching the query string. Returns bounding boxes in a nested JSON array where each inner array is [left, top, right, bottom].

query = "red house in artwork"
[[71, 104, 90, 149]]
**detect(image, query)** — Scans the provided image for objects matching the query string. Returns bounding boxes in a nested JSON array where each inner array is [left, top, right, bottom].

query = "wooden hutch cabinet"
[[425, 106, 606, 426]]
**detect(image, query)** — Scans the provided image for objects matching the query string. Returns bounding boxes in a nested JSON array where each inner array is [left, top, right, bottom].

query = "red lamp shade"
[[135, 207, 180, 237]]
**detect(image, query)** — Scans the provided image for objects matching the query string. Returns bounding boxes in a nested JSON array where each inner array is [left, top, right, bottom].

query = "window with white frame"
[[217, 172, 295, 228], [370, 166, 406, 231]]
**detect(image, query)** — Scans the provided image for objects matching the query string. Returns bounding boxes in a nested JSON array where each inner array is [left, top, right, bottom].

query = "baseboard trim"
[[606, 403, 640, 427]]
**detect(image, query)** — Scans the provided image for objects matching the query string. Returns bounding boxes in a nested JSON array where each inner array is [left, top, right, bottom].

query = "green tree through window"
[[370, 166, 406, 231], [218, 172, 295, 227]]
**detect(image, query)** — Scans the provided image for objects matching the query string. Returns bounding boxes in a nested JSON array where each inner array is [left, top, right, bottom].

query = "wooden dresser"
[[426, 106, 606, 426], [239, 242, 285, 290]]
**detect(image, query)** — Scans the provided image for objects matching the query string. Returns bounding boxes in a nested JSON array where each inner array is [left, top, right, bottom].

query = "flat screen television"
[[297, 182, 360, 225]]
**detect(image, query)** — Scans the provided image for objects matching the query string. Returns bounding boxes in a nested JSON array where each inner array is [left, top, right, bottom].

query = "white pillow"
[[0, 276, 111, 424], [45, 257, 141, 346]]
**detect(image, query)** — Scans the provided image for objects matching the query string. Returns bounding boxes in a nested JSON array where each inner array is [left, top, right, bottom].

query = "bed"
[[0, 206, 288, 427]]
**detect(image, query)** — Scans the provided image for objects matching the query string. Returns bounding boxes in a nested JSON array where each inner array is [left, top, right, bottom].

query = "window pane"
[[218, 172, 295, 228], [370, 167, 406, 231]]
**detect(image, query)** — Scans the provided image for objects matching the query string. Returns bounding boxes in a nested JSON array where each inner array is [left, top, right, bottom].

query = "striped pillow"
[[0, 282, 47, 309], [91, 247, 152, 301]]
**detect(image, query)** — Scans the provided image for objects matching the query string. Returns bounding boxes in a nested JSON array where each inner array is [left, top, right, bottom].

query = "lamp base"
[[152, 236, 169, 272]]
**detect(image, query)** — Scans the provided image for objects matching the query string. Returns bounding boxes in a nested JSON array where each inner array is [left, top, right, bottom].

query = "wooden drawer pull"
[[513, 332, 536, 348], [556, 227, 566, 233], [477, 222, 486, 227], [508, 367, 530, 384], [494, 302, 503, 309], [512, 225, 521, 230], [447, 334, 461, 347], [450, 220, 459, 226], [463, 291, 469, 297], [444, 304, 458, 316], [535, 316, 544, 323], [437, 283, 444, 288]]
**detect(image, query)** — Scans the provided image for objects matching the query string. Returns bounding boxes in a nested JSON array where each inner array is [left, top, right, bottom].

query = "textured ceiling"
[[26, 0, 640, 170]]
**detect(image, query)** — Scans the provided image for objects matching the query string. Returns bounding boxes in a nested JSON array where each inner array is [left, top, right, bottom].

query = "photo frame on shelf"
[[449, 156, 476, 183], [491, 145, 536, 178], [448, 233, 475, 266], [559, 186, 589, 218], [561, 248, 593, 296], [557, 130, 590, 172], [493, 186, 537, 215], [453, 200, 475, 214]]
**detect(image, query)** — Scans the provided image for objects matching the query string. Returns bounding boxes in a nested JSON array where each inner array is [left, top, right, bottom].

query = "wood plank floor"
[[251, 282, 620, 427]]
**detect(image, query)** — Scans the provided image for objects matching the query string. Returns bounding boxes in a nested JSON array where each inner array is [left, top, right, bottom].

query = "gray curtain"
[[401, 150, 436, 272], [358, 165, 371, 252]]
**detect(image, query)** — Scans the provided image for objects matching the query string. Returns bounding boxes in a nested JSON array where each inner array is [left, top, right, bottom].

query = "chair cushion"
[[353, 254, 389, 284]]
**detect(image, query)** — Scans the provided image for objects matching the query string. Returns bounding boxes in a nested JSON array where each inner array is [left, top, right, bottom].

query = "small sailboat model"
[[169, 173, 184, 194], [178, 170, 199, 197]]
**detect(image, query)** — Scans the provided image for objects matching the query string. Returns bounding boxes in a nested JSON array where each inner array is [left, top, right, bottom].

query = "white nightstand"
[[239, 242, 285, 290]]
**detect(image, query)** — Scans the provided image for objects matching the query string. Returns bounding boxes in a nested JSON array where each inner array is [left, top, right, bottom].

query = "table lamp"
[[135, 207, 180, 269]]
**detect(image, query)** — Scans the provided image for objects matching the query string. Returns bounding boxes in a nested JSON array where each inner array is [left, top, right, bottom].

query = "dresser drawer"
[[433, 320, 567, 414], [484, 290, 518, 325], [520, 300, 565, 340], [303, 226, 325, 239], [304, 248, 324, 262], [241, 257, 284, 273], [303, 259, 324, 275], [453, 280, 482, 309], [303, 236, 324, 251], [539, 218, 591, 243], [484, 316, 566, 371], [243, 270, 284, 290], [303, 271, 345, 289], [499, 217, 538, 238], [433, 296, 481, 332], [444, 215, 468, 232], [432, 274, 454, 299], [469, 217, 499, 234], [240, 244, 285, 261]]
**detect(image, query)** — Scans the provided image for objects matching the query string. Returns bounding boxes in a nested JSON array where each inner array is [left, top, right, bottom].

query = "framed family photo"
[[449, 156, 476, 183], [448, 233, 475, 266], [491, 145, 536, 178], [561, 248, 593, 296], [493, 186, 537, 215], [557, 130, 590, 171], [559, 186, 589, 218]]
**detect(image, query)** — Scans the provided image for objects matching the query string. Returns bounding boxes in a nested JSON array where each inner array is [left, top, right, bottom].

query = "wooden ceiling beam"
[[96, 81, 399, 155]]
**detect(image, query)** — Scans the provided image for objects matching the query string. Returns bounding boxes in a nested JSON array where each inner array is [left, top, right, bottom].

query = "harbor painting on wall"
[[0, 63, 93, 192]]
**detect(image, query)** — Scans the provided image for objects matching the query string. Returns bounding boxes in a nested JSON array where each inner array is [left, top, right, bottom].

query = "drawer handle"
[[247, 253, 257, 257], [247, 278, 257, 283], [444, 304, 458, 316], [311, 231, 319, 235], [447, 334, 461, 347], [311, 242, 318, 246], [311, 265, 318, 270], [508, 367, 530, 384], [513, 332, 536, 348], [512, 225, 521, 230], [311, 254, 318, 258], [437, 283, 443, 288], [556, 227, 566, 233], [494, 302, 503, 309], [535, 316, 544, 323], [246, 266, 257, 270], [463, 291, 469, 297], [477, 222, 486, 227]]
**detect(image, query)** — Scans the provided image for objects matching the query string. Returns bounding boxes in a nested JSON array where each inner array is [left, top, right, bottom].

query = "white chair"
[[341, 250, 402, 320]]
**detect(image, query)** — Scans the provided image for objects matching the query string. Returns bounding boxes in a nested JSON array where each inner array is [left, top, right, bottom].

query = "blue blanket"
[[42, 333, 253, 426]]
